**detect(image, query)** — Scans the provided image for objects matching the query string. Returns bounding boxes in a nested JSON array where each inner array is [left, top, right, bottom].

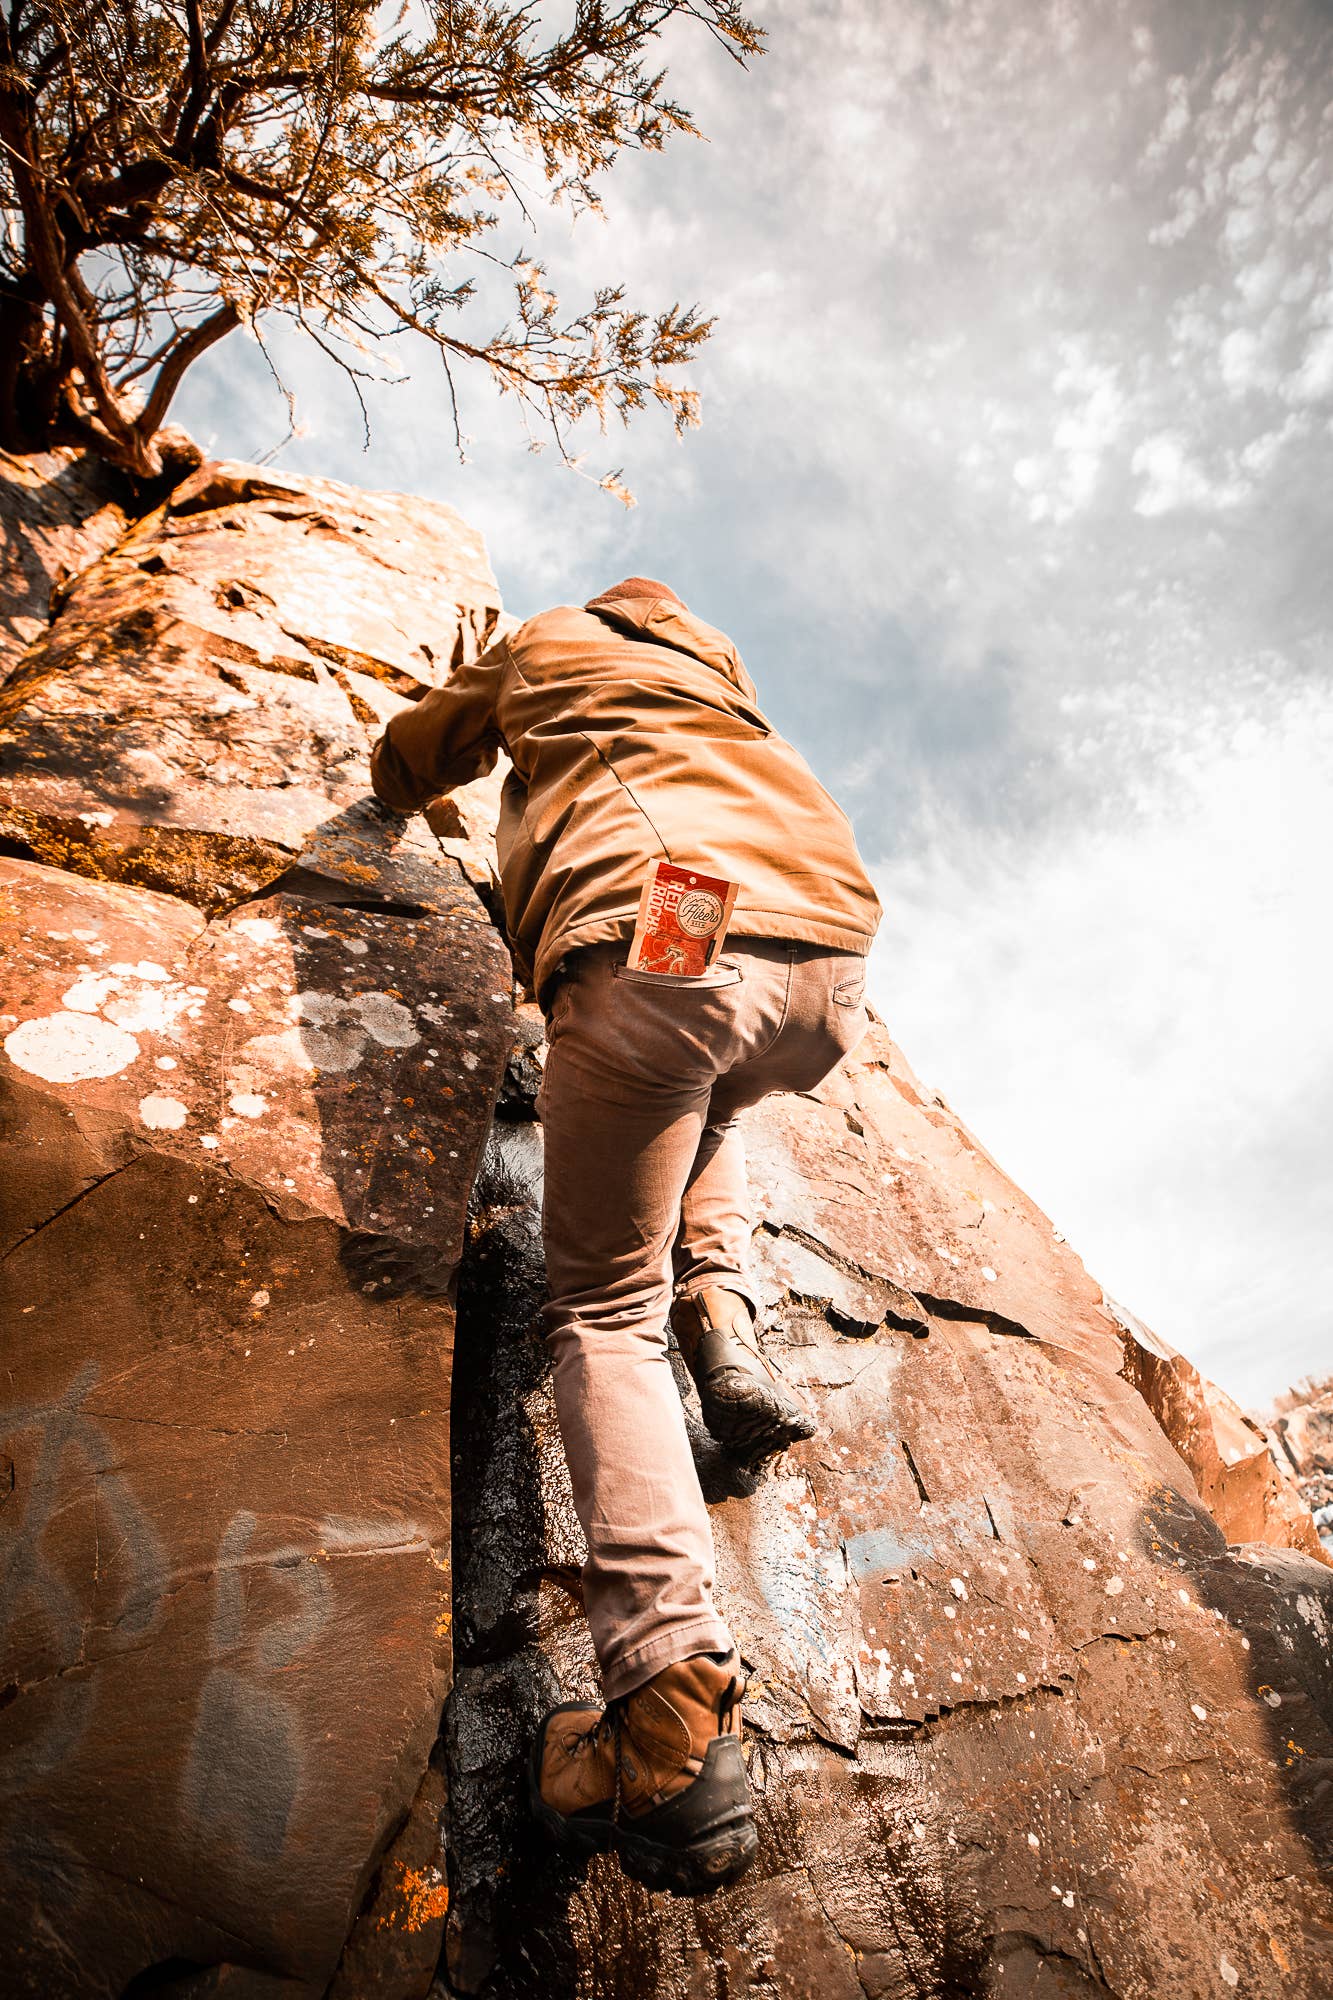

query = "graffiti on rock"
[[181, 1508, 332, 1863], [0, 1362, 169, 1783]]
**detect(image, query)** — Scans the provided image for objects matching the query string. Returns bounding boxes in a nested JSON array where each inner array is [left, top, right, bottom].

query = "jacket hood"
[[585, 591, 756, 700]]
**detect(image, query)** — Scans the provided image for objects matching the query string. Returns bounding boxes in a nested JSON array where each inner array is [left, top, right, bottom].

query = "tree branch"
[[137, 296, 241, 433]]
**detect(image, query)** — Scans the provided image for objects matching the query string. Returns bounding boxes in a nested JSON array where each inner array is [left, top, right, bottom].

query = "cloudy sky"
[[177, 0, 1333, 1412]]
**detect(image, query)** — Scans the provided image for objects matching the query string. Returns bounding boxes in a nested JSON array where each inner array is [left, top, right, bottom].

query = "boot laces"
[[573, 1699, 627, 1825]]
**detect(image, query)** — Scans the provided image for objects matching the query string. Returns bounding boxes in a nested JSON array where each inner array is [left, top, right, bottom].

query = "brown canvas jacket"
[[370, 588, 882, 1005]]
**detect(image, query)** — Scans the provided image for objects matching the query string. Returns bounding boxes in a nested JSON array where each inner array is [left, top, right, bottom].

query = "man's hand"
[[424, 794, 467, 838]]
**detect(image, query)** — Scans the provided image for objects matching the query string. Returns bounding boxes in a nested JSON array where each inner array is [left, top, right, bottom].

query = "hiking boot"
[[530, 1651, 758, 1896], [671, 1287, 818, 1461]]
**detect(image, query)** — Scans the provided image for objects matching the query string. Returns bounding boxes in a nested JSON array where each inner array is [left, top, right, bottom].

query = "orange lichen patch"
[[1270, 1936, 1291, 1973], [377, 1863, 450, 1933]]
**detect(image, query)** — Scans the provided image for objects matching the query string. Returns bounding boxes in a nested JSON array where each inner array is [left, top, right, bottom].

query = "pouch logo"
[[676, 889, 725, 938]]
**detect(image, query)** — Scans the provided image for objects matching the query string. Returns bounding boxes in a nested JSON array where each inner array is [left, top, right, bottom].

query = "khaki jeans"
[[538, 939, 869, 1698]]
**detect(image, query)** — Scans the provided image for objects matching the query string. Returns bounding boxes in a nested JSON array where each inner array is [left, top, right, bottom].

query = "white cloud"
[[1220, 327, 1267, 394], [872, 679, 1333, 1410], [174, 0, 1333, 1408], [1130, 432, 1248, 514], [1288, 323, 1333, 401]]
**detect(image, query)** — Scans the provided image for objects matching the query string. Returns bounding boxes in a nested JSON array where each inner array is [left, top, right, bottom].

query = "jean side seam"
[[746, 947, 796, 1063]]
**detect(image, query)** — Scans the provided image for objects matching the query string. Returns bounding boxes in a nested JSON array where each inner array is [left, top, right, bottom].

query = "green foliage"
[[0, 0, 762, 483]]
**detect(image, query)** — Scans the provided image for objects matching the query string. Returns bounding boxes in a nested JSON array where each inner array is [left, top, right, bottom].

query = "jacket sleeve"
[[369, 645, 507, 814]]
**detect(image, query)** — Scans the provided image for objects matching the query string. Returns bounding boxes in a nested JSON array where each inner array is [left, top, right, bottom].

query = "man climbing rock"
[[370, 577, 881, 1895]]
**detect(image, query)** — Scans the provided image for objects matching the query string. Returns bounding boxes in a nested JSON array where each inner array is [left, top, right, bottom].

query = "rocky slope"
[[1271, 1383, 1333, 1551], [1, 450, 1330, 2000]]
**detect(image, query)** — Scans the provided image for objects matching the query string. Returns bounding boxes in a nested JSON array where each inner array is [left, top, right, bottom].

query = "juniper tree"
[[0, 0, 761, 483]]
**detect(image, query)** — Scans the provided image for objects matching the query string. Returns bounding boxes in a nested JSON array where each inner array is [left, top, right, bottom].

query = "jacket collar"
[[585, 592, 755, 698]]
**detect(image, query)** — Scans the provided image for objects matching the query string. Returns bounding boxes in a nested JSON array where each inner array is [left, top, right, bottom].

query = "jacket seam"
[[576, 730, 674, 865]]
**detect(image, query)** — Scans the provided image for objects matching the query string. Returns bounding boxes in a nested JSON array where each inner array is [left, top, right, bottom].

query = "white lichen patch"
[[292, 989, 420, 1071], [139, 1094, 189, 1130], [5, 1012, 140, 1082], [61, 973, 113, 1013], [240, 1027, 314, 1077], [228, 1092, 267, 1119], [231, 916, 283, 944], [351, 992, 419, 1047], [293, 993, 367, 1071], [111, 960, 170, 983], [1295, 1592, 1329, 1642], [61, 965, 197, 1036]]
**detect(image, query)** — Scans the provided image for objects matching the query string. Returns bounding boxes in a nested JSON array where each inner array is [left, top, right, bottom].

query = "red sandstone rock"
[[4, 450, 1331, 2000], [1115, 1306, 1328, 1563], [0, 844, 511, 1997], [0, 447, 131, 673], [1276, 1389, 1333, 1480], [0, 460, 502, 912], [449, 1029, 1333, 1999], [0, 459, 513, 1999], [1272, 1385, 1333, 1554]]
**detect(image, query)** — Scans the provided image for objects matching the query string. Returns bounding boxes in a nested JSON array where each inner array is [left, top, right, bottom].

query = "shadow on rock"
[[1138, 1479, 1333, 1886]]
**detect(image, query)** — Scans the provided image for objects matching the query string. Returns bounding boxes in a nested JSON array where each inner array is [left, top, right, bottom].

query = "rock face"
[[0, 446, 132, 674], [3, 451, 1331, 2000], [1272, 1385, 1333, 1551], [1115, 1311, 1329, 1565], [0, 456, 513, 1998], [0, 458, 503, 913], [450, 1039, 1333, 2000]]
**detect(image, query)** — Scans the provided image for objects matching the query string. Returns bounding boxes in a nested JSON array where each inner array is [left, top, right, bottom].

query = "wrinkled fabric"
[[538, 939, 869, 1697], [370, 588, 882, 1002]]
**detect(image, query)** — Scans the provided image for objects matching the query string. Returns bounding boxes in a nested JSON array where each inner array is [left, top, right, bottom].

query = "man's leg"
[[539, 955, 736, 1701], [670, 1113, 817, 1458], [534, 951, 759, 1893], [668, 944, 870, 1460], [672, 1117, 756, 1310]]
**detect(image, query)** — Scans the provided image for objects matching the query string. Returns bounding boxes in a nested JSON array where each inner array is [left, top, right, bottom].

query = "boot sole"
[[699, 1383, 818, 1462], [528, 1737, 759, 1897], [617, 1814, 759, 1895]]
